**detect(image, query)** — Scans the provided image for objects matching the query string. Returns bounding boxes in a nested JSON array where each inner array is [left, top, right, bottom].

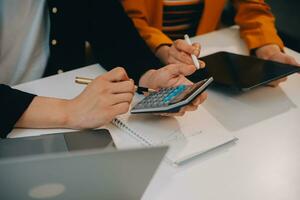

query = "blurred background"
[[222, 0, 300, 52]]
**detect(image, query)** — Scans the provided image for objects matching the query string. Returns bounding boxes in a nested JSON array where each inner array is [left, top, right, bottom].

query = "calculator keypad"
[[133, 85, 188, 109]]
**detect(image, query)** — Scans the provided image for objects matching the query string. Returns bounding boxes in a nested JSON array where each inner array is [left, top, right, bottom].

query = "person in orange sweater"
[[121, 0, 299, 86]]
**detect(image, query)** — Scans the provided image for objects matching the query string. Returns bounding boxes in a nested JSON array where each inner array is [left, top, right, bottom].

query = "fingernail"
[[193, 49, 199, 56], [200, 61, 206, 68]]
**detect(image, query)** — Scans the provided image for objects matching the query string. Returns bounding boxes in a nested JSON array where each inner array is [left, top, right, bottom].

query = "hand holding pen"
[[68, 67, 136, 128], [155, 34, 205, 69], [75, 77, 155, 93]]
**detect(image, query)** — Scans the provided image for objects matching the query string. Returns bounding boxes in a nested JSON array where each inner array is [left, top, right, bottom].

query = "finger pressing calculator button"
[[179, 85, 186, 89], [163, 97, 171, 102], [177, 85, 186, 91]]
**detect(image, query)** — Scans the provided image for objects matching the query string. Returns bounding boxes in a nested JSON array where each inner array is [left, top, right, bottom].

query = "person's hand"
[[255, 44, 300, 87], [139, 64, 207, 116], [65, 67, 135, 129], [15, 67, 135, 130], [155, 40, 205, 68]]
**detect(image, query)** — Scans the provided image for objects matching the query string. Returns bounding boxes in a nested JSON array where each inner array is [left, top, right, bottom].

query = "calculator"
[[131, 77, 213, 114]]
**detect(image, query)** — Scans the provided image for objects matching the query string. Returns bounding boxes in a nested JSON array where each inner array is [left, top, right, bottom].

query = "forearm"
[[15, 96, 69, 129], [155, 45, 171, 65], [255, 44, 281, 58], [234, 0, 284, 50], [121, 0, 173, 51]]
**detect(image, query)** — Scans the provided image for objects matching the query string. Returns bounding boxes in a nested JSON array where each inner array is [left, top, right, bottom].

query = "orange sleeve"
[[233, 0, 284, 50], [121, 0, 173, 52]]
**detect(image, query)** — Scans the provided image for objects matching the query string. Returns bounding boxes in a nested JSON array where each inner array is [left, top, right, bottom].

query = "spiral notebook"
[[112, 101, 236, 165]]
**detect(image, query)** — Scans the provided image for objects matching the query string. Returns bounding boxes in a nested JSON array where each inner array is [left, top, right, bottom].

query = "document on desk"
[[112, 97, 236, 165]]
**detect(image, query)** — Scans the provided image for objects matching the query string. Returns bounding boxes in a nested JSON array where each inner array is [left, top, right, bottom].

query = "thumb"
[[167, 64, 197, 77], [192, 43, 201, 57], [103, 67, 129, 82]]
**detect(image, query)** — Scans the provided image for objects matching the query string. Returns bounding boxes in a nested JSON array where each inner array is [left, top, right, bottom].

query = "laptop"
[[0, 129, 115, 158], [188, 51, 300, 91], [0, 130, 168, 200]]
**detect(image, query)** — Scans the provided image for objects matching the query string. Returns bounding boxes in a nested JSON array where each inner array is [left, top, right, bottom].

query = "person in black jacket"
[[0, 0, 206, 138]]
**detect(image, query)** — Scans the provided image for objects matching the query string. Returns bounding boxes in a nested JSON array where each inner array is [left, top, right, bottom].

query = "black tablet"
[[188, 51, 300, 91]]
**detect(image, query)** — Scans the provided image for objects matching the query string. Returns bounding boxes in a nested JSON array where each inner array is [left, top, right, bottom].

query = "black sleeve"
[[0, 84, 36, 138], [87, 0, 163, 83]]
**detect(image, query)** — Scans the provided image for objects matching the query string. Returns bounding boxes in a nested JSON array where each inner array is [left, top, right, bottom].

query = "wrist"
[[59, 99, 77, 129], [139, 69, 157, 88], [255, 44, 282, 59], [64, 98, 89, 129], [55, 99, 72, 128], [155, 44, 171, 64]]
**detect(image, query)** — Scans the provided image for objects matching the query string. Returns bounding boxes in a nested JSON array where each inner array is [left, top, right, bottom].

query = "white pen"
[[184, 34, 200, 70]]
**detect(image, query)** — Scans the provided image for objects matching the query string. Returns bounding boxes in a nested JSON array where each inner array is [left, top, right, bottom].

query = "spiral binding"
[[112, 118, 153, 146], [112, 118, 179, 165]]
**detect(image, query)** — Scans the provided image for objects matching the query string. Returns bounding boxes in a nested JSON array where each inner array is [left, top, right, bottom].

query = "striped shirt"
[[163, 0, 204, 40]]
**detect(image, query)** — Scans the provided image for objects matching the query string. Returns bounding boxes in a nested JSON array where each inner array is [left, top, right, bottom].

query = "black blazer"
[[0, 0, 162, 137]]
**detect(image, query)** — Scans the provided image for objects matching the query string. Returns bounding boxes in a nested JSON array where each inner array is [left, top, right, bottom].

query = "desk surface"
[[142, 27, 300, 200], [10, 27, 300, 200]]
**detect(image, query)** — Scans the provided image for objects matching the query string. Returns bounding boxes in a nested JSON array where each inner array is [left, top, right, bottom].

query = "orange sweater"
[[121, 0, 284, 52]]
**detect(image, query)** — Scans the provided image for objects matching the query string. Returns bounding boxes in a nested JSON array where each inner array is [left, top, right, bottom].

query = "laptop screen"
[[0, 129, 114, 159]]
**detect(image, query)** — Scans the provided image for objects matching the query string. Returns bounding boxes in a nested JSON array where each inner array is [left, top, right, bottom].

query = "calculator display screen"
[[170, 80, 206, 104]]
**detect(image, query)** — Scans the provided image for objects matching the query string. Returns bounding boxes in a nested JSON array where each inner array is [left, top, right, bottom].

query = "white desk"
[[10, 27, 300, 200], [142, 27, 300, 200]]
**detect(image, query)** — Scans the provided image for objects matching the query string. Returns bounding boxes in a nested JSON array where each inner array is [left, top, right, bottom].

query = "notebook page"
[[116, 103, 236, 164]]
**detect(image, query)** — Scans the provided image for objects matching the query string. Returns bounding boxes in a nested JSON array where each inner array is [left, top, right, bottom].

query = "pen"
[[75, 76, 155, 93], [184, 34, 200, 70]]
